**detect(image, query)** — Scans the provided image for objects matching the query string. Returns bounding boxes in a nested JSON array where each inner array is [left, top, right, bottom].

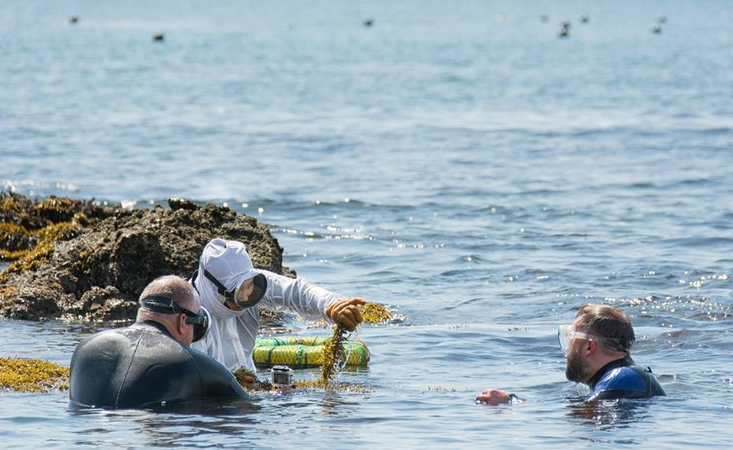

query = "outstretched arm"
[[260, 272, 340, 319], [259, 271, 366, 331]]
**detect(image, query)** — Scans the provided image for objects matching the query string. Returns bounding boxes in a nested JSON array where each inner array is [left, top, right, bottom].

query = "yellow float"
[[253, 336, 370, 368]]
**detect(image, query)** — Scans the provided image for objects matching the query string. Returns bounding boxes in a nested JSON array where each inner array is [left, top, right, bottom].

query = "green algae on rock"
[[0, 357, 70, 393], [1, 193, 293, 323], [0, 192, 115, 262]]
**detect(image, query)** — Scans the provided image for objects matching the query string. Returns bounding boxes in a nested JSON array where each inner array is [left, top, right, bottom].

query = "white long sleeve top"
[[192, 269, 340, 372]]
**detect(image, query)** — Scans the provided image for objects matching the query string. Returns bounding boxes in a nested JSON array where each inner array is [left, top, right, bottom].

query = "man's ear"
[[177, 314, 188, 335], [584, 339, 597, 357]]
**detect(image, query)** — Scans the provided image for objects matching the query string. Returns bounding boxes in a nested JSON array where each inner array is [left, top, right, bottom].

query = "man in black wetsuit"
[[69, 275, 248, 409], [476, 304, 666, 405]]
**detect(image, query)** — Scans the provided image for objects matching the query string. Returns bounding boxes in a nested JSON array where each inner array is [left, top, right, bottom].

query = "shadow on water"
[[64, 386, 367, 447], [67, 399, 262, 446], [565, 398, 659, 435]]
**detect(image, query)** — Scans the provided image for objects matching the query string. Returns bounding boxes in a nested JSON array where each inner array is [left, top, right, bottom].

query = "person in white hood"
[[191, 238, 365, 373]]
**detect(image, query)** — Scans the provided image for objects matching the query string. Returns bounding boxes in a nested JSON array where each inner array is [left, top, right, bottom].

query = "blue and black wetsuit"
[[69, 321, 248, 409], [586, 356, 666, 401]]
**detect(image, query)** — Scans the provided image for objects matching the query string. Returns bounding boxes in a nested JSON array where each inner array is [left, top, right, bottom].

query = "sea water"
[[1, 0, 732, 448]]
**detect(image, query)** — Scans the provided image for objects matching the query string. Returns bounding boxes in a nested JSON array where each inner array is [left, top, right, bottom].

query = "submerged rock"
[[0, 193, 292, 323]]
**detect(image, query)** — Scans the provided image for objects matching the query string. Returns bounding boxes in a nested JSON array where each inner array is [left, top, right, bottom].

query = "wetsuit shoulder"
[[69, 327, 146, 407], [588, 363, 666, 401], [589, 366, 648, 401]]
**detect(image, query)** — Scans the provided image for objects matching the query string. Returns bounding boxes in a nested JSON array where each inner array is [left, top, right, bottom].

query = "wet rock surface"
[[0, 193, 292, 322]]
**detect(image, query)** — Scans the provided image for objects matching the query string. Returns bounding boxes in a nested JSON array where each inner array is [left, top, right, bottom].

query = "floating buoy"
[[253, 336, 370, 368]]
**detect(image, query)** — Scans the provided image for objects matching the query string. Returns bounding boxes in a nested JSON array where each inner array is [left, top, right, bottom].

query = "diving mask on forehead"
[[141, 295, 211, 342], [202, 268, 267, 309]]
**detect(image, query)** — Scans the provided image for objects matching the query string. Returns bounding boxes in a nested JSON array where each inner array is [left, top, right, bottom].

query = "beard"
[[565, 346, 586, 383]]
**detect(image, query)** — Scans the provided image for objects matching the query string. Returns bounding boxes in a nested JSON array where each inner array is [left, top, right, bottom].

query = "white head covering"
[[195, 238, 261, 320]]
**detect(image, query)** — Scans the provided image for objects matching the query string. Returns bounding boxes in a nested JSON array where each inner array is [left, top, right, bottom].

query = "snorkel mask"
[[197, 238, 268, 310], [557, 324, 597, 354], [202, 268, 267, 309], [141, 295, 211, 342]]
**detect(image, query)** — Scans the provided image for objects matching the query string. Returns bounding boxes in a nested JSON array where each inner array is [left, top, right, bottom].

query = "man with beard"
[[475, 304, 666, 405]]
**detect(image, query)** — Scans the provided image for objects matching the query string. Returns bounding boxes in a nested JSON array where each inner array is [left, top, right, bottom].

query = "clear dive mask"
[[557, 324, 597, 353]]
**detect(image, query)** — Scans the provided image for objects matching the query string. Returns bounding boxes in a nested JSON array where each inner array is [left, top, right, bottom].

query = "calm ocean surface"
[[1, 0, 732, 448]]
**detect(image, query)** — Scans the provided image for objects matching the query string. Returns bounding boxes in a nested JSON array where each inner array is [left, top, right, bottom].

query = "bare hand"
[[326, 298, 366, 331], [475, 388, 511, 405]]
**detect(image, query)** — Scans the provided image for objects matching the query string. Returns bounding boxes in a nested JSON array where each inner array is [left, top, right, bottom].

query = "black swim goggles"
[[199, 268, 267, 309], [141, 295, 211, 342]]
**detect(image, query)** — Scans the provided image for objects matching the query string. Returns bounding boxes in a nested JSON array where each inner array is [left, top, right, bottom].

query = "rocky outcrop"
[[0, 194, 292, 322]]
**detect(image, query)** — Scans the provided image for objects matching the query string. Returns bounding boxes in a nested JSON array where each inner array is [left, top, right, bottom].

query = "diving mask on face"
[[141, 295, 211, 342], [202, 269, 267, 309], [557, 324, 597, 353]]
